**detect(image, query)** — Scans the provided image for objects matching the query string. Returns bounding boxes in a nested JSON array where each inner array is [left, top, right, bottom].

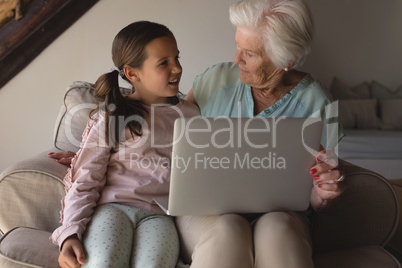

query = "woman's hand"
[[48, 151, 76, 165], [309, 148, 346, 212], [59, 235, 86, 268]]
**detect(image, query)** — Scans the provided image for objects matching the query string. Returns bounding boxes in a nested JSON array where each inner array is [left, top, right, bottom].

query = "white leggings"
[[82, 203, 179, 268], [176, 211, 313, 268]]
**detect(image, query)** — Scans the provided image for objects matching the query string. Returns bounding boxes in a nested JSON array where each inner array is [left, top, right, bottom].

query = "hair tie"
[[110, 66, 125, 78]]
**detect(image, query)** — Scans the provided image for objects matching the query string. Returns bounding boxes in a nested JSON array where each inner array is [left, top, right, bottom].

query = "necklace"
[[252, 88, 287, 116], [271, 90, 285, 104]]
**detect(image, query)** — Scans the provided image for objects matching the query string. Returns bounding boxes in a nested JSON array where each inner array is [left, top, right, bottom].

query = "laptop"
[[154, 117, 322, 216]]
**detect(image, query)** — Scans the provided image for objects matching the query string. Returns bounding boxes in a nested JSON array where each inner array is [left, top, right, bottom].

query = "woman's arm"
[[49, 88, 199, 166], [48, 151, 76, 165]]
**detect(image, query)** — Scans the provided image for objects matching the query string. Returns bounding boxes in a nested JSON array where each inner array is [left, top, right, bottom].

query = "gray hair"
[[229, 0, 314, 69]]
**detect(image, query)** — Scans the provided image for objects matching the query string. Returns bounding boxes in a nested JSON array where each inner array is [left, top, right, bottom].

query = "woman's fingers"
[[48, 151, 76, 165]]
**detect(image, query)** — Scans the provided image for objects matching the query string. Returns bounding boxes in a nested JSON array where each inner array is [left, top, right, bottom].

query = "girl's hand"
[[48, 151, 76, 165], [309, 148, 346, 212], [59, 235, 86, 268]]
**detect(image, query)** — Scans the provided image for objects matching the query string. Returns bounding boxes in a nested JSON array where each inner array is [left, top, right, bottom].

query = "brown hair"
[[91, 21, 174, 148]]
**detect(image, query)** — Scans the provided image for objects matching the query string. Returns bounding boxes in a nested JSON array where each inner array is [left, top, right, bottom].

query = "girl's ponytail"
[[94, 69, 124, 115], [91, 69, 145, 149]]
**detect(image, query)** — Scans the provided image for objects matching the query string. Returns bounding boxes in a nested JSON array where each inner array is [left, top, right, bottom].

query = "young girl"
[[51, 21, 200, 268]]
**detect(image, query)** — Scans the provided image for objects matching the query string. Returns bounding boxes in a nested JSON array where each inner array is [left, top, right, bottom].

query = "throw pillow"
[[53, 81, 131, 152], [0, 227, 59, 267], [338, 99, 381, 129], [330, 77, 371, 100], [371, 81, 402, 99], [380, 99, 402, 130]]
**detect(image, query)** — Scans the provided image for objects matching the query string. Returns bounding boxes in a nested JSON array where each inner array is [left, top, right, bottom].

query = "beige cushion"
[[53, 81, 97, 152], [380, 99, 402, 130], [338, 99, 381, 129], [0, 150, 67, 235], [53, 81, 131, 152], [313, 246, 400, 268], [0, 227, 59, 268]]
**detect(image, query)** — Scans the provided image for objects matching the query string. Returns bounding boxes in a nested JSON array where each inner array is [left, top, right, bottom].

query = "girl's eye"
[[160, 60, 168, 66]]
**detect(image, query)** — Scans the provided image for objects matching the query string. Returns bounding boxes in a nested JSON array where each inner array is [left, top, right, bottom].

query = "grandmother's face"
[[234, 27, 277, 89]]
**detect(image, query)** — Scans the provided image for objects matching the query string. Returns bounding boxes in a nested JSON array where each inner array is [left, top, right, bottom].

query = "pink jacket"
[[51, 99, 199, 246]]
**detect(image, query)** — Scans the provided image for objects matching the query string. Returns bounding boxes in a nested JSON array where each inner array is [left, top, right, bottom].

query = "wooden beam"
[[0, 0, 99, 89], [0, 0, 66, 58]]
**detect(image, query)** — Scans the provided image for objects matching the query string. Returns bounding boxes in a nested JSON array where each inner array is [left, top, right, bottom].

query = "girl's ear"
[[123, 65, 140, 84]]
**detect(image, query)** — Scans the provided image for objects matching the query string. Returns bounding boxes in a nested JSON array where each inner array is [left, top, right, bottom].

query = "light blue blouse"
[[193, 62, 344, 148]]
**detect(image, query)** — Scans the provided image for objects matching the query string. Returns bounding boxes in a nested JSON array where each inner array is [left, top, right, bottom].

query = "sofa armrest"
[[0, 149, 67, 235], [387, 178, 402, 261], [312, 160, 399, 254]]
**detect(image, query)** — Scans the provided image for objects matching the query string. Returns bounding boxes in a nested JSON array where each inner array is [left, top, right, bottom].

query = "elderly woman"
[[175, 0, 346, 267]]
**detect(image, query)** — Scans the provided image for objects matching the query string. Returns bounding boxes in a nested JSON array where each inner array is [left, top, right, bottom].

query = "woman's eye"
[[246, 51, 253, 57]]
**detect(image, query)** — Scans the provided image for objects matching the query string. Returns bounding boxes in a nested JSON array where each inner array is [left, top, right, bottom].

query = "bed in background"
[[330, 77, 402, 179]]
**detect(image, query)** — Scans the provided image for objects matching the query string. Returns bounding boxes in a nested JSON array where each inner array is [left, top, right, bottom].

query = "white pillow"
[[371, 81, 402, 99], [380, 99, 402, 130], [330, 77, 371, 100], [339, 99, 381, 129], [53, 81, 131, 152]]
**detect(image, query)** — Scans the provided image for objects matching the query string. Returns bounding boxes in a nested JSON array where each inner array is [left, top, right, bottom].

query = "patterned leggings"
[[82, 203, 179, 268]]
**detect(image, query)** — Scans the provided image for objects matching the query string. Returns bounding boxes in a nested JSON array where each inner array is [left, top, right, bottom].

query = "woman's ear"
[[123, 65, 140, 84], [287, 61, 295, 70]]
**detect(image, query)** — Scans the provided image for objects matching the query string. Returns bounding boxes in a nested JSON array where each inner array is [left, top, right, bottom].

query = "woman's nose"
[[234, 49, 242, 64]]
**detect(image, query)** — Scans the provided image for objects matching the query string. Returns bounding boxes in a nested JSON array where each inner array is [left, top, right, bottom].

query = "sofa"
[[331, 77, 402, 180], [1, 81, 402, 267]]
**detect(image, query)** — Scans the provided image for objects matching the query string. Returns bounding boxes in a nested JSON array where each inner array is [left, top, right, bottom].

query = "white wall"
[[304, 0, 402, 89], [0, 0, 237, 172], [0, 0, 401, 172]]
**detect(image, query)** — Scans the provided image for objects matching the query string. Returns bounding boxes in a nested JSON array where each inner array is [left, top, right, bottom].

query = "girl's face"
[[233, 27, 278, 89], [130, 35, 182, 105]]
